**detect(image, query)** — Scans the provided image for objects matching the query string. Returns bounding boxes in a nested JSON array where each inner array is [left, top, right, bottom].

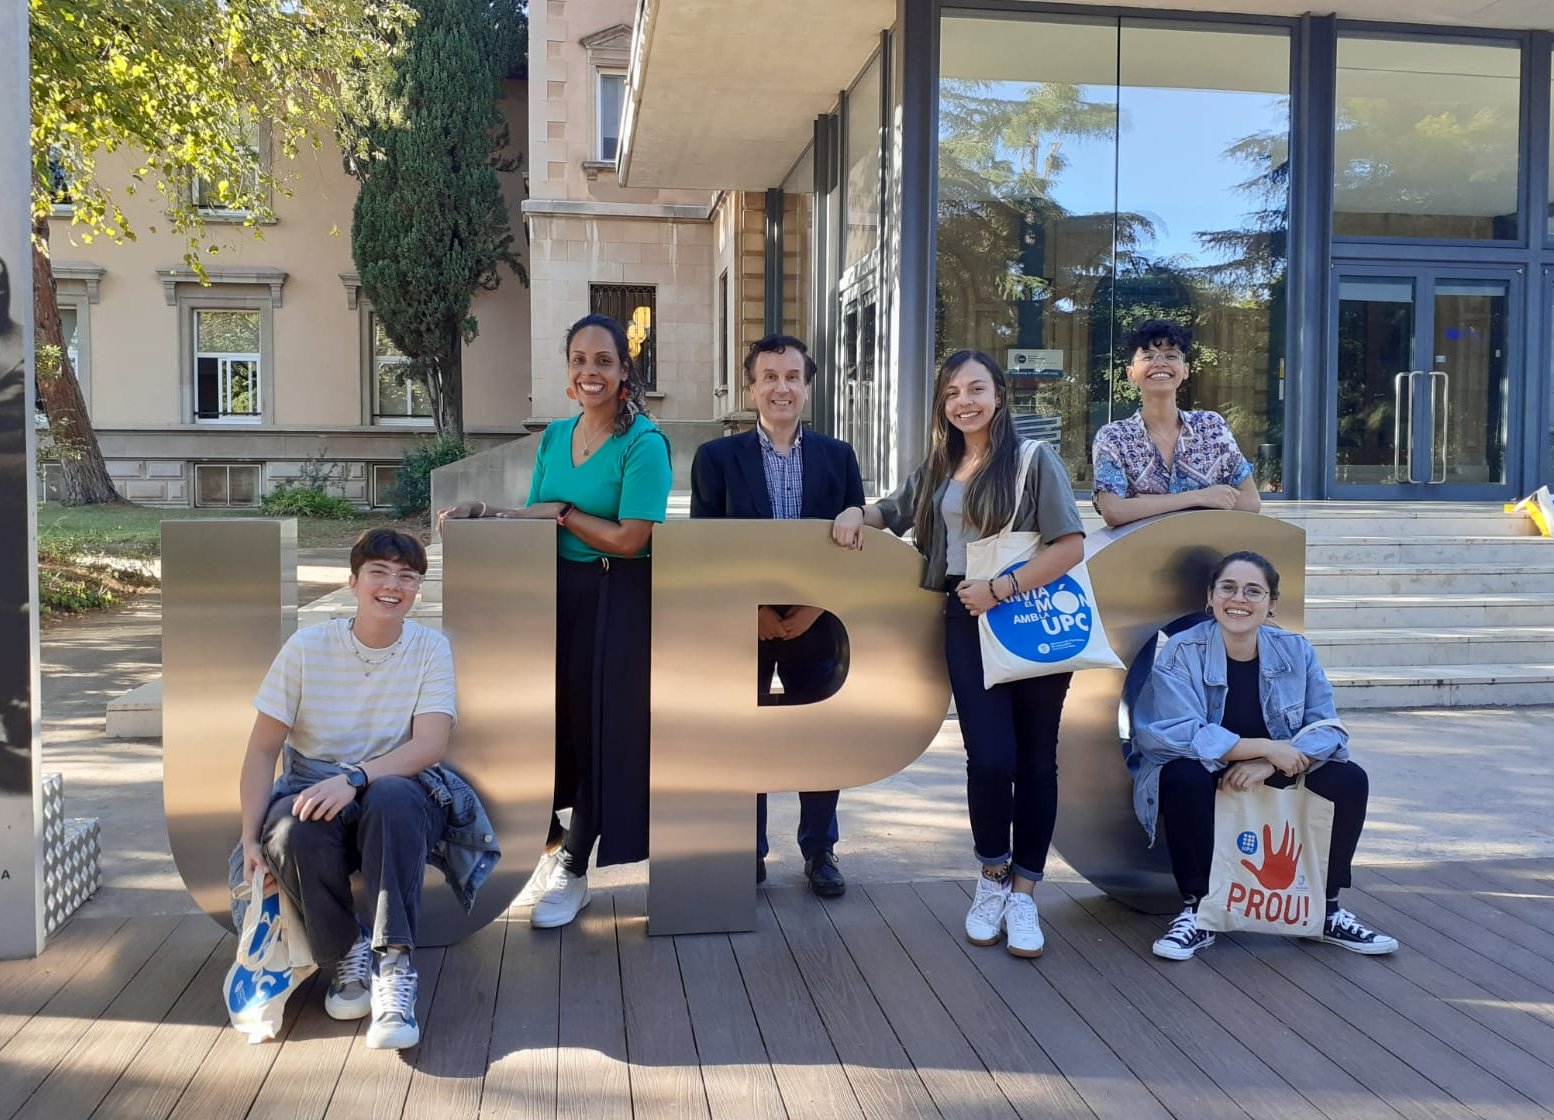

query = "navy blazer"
[[689, 426, 865, 521]]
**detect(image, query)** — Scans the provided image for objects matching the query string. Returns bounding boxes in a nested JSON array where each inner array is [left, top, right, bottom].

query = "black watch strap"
[[343, 763, 368, 791]]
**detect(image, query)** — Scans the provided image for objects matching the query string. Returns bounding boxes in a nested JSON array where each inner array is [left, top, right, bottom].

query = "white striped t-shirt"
[[253, 618, 457, 765]]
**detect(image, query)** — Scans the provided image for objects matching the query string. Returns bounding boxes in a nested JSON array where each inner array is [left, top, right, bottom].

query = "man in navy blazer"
[[690, 333, 865, 898]]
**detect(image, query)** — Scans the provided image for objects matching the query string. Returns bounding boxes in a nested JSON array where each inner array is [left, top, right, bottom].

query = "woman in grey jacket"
[[1130, 551, 1398, 961]]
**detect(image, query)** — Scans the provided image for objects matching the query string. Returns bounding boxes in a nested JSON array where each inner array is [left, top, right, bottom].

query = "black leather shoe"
[[805, 851, 845, 898], [756, 855, 767, 885]]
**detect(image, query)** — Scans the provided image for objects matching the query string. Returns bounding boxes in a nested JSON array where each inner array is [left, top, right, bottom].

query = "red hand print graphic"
[[1241, 822, 1302, 890]]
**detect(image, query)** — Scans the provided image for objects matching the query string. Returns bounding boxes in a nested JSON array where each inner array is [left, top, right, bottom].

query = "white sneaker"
[[964, 874, 1011, 946], [365, 948, 420, 1050], [324, 929, 373, 1020], [515, 850, 561, 907], [1313, 907, 1400, 955], [1003, 892, 1044, 958], [1152, 906, 1215, 961], [529, 863, 590, 929]]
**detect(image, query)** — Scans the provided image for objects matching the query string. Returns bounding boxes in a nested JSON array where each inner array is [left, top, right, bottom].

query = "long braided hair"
[[912, 350, 1022, 543], [564, 313, 650, 437]]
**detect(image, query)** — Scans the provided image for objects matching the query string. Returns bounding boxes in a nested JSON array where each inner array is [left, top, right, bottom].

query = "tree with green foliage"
[[29, 0, 414, 503], [344, 0, 527, 442]]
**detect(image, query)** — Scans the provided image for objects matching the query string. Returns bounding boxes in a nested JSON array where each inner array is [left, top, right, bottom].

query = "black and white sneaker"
[[1152, 906, 1215, 961], [1314, 908, 1399, 955]]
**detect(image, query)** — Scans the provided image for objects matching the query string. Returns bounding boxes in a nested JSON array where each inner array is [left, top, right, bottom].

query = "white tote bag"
[[1197, 775, 1333, 938], [223, 869, 316, 1043], [967, 440, 1124, 688]]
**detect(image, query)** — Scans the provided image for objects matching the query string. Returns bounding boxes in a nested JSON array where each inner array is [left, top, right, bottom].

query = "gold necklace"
[[578, 419, 613, 457]]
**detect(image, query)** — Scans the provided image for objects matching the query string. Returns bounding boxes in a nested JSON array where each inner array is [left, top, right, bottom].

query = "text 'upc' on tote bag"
[[966, 439, 1124, 689], [1197, 774, 1333, 938]]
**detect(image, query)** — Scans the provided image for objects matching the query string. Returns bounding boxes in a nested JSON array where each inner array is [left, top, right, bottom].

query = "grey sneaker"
[[365, 948, 420, 1050], [1152, 907, 1215, 961], [1314, 908, 1399, 955], [324, 929, 373, 1020]]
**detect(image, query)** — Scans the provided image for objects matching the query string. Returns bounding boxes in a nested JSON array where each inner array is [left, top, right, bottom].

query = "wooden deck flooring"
[[2, 858, 1552, 1120]]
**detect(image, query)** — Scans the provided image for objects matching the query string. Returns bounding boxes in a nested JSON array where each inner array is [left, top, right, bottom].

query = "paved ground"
[[36, 548, 1554, 919]]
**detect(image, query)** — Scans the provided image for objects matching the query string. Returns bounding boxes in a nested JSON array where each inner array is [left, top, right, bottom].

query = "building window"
[[597, 71, 626, 162], [194, 463, 261, 507], [194, 310, 262, 423], [371, 314, 433, 425], [590, 283, 656, 389], [1334, 36, 1521, 241], [193, 118, 265, 214], [47, 147, 74, 212], [370, 463, 401, 508]]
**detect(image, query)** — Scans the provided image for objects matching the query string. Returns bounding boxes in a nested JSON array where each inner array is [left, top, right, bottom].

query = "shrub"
[[392, 434, 472, 518], [260, 482, 360, 519], [37, 544, 157, 615]]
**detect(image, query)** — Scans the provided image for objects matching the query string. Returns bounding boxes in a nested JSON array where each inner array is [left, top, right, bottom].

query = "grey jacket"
[[1127, 619, 1349, 844], [876, 440, 1085, 589]]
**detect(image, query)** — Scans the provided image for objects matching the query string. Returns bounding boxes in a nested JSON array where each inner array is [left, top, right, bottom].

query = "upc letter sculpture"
[[162, 509, 1302, 938]]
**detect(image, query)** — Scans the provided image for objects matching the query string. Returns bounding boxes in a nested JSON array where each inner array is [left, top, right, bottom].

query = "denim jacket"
[[1127, 619, 1349, 844], [229, 747, 501, 924]]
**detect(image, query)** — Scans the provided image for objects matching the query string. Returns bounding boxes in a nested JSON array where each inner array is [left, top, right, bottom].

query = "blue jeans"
[[262, 775, 442, 963], [755, 619, 842, 861], [943, 587, 1071, 882]]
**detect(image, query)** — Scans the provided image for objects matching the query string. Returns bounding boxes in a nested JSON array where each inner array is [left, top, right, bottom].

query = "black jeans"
[[262, 775, 442, 964], [755, 617, 842, 861], [1157, 757, 1370, 904], [943, 586, 1071, 882]]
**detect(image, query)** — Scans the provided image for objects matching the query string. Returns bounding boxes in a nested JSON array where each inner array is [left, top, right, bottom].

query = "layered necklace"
[[347, 620, 404, 677]]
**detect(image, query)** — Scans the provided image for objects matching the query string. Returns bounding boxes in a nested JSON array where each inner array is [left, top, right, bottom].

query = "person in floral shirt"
[[1091, 321, 1261, 527]]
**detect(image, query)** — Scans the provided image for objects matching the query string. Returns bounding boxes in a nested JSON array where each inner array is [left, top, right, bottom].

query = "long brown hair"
[[912, 350, 1022, 543], [564, 314, 650, 437]]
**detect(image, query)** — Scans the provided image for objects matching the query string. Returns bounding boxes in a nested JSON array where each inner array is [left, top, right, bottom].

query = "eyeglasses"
[[361, 565, 424, 588], [1212, 581, 1268, 603], [1133, 350, 1186, 366]]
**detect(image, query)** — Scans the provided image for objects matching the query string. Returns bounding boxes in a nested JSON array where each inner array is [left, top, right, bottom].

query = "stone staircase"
[[1277, 503, 1554, 709]]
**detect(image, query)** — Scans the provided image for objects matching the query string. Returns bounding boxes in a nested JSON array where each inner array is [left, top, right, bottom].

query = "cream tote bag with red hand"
[[966, 439, 1123, 689], [1197, 774, 1333, 937]]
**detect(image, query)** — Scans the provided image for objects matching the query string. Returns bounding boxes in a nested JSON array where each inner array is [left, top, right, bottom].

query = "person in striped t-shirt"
[[238, 528, 465, 1051]]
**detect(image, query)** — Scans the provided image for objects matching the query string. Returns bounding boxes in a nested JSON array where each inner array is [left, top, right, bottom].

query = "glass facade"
[[844, 53, 882, 274], [1334, 37, 1521, 241], [936, 15, 1289, 488]]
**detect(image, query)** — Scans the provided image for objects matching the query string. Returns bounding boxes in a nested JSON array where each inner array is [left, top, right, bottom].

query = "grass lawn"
[[38, 503, 429, 556]]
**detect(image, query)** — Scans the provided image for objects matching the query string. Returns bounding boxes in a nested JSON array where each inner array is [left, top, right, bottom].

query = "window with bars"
[[194, 309, 262, 422], [589, 283, 657, 389]]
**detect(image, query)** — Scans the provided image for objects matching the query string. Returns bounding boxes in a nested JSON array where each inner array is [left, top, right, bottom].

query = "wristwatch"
[[342, 764, 368, 794], [556, 502, 576, 526]]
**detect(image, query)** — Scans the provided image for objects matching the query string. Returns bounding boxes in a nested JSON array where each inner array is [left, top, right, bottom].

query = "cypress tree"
[[347, 0, 526, 440]]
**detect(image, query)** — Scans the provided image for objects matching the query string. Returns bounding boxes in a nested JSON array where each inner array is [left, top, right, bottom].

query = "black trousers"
[[553, 556, 652, 874], [755, 614, 844, 861], [1157, 757, 1370, 904]]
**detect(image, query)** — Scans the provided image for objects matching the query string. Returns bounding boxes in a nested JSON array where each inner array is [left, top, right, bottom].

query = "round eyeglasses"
[[1212, 581, 1267, 603]]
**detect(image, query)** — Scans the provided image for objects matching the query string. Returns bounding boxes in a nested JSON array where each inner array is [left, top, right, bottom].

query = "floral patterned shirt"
[[1091, 409, 1253, 503]]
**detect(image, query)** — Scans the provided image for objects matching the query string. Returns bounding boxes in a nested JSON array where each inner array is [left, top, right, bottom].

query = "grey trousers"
[[262, 775, 442, 964]]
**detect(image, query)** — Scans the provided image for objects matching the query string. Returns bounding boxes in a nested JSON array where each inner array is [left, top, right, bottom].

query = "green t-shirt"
[[527, 412, 673, 561]]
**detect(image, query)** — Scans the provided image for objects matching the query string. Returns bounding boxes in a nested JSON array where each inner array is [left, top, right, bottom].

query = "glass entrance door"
[[1330, 266, 1520, 498]]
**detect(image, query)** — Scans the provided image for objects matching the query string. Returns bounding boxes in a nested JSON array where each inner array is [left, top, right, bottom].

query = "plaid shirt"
[[756, 424, 804, 521]]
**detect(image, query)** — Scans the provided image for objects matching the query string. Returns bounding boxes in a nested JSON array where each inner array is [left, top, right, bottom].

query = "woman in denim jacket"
[[1130, 551, 1399, 961]]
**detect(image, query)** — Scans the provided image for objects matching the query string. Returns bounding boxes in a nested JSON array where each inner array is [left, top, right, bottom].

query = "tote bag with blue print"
[[223, 868, 315, 1043], [967, 440, 1123, 688]]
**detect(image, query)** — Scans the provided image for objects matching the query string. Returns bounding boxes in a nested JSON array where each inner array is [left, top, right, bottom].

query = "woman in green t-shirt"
[[441, 314, 672, 929]]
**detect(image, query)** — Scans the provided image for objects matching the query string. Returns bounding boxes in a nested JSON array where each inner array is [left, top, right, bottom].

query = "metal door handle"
[[1429, 371, 1448, 484], [1393, 372, 1408, 483]]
